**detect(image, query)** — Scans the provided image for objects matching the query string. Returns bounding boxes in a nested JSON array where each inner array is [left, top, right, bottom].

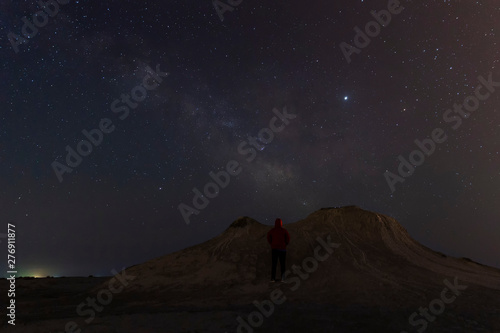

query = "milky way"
[[0, 0, 499, 276]]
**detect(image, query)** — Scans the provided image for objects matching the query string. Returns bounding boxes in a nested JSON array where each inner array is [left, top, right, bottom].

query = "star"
[[2, 0, 499, 279]]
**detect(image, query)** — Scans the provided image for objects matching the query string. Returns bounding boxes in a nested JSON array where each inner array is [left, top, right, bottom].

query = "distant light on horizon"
[[17, 267, 56, 278]]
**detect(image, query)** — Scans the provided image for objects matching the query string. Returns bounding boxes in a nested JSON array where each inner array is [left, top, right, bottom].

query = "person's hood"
[[274, 218, 283, 228]]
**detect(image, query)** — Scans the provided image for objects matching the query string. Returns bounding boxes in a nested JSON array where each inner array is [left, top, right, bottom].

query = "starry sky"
[[0, 0, 499, 277]]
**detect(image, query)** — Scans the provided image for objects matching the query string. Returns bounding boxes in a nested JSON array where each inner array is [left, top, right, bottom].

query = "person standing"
[[267, 218, 290, 282]]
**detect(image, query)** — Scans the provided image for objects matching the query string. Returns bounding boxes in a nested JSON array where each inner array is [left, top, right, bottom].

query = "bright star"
[[344, 96, 348, 101]]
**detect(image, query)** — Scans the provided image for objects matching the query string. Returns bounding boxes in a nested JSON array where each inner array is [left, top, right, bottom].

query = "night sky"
[[0, 0, 499, 277]]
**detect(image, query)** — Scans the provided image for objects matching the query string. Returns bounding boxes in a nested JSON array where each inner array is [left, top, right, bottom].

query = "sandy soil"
[[2, 207, 500, 332]]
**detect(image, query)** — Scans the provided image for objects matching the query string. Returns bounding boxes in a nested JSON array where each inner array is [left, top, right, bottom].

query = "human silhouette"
[[267, 218, 290, 282]]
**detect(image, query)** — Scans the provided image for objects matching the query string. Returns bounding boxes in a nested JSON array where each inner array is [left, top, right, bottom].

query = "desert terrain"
[[2, 206, 500, 332]]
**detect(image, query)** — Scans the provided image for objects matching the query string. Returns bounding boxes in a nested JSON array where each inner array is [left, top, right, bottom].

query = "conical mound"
[[99, 206, 500, 308]]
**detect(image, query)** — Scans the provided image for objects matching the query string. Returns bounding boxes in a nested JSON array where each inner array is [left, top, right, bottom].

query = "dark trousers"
[[271, 249, 286, 280]]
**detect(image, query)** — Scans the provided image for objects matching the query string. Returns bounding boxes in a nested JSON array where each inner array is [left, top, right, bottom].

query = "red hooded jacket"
[[267, 218, 290, 250]]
